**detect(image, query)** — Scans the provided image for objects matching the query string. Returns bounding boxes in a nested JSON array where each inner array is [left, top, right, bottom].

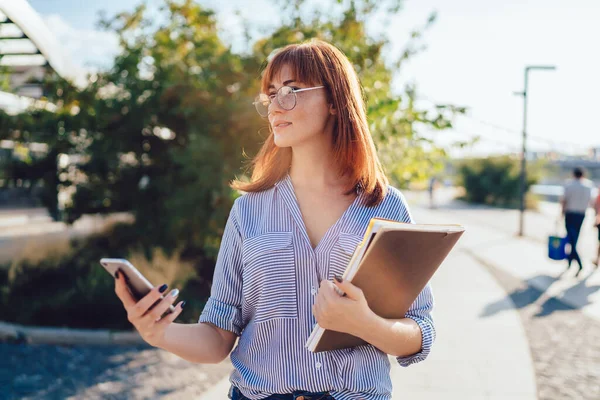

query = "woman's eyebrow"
[[268, 79, 297, 89]]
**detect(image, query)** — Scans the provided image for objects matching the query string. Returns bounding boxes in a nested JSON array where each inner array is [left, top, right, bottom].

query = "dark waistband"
[[229, 386, 332, 400]]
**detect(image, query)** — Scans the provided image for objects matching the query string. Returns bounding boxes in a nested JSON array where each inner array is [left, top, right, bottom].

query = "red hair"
[[232, 39, 388, 206]]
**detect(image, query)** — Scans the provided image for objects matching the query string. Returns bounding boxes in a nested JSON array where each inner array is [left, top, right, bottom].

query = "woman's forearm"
[[354, 312, 422, 357], [157, 322, 235, 364]]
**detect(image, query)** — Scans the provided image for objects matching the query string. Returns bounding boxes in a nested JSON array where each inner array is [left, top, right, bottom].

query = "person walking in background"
[[428, 176, 437, 209], [593, 186, 600, 268], [561, 167, 594, 276]]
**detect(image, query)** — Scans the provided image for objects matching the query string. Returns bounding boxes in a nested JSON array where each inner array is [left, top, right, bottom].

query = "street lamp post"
[[514, 65, 556, 237]]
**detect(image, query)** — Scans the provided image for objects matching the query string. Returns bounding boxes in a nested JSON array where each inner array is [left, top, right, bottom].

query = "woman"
[[114, 39, 434, 400]]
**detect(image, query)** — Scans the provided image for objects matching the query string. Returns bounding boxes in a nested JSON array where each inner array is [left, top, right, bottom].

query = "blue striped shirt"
[[199, 175, 435, 400]]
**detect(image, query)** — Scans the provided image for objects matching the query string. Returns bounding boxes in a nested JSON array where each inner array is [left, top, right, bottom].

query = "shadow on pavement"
[[481, 275, 560, 318], [481, 270, 600, 319], [534, 296, 575, 317], [557, 270, 600, 309]]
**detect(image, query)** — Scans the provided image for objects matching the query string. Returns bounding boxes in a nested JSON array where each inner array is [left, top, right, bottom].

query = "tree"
[[0, 0, 463, 264], [456, 156, 542, 208]]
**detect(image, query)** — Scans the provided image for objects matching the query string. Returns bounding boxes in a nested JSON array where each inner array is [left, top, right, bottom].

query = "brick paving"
[[0, 342, 233, 400], [480, 259, 600, 400]]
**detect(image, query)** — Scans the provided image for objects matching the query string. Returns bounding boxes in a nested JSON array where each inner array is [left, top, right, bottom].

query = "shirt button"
[[315, 362, 322, 369], [311, 287, 317, 295]]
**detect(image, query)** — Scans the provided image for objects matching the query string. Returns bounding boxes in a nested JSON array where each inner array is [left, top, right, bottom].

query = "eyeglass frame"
[[253, 85, 325, 117]]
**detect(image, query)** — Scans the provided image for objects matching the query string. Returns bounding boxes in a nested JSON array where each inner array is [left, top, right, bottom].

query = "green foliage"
[[1, 1, 264, 259], [0, 63, 11, 92], [0, 223, 207, 329], [456, 156, 542, 208]]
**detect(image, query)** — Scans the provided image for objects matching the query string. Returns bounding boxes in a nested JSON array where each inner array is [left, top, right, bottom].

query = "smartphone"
[[100, 258, 176, 314]]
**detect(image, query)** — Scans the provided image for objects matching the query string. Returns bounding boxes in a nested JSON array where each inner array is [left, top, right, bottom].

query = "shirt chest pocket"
[[242, 231, 297, 323], [328, 232, 363, 280]]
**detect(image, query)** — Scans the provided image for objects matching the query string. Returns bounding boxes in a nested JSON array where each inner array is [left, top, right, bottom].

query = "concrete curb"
[[0, 321, 147, 346]]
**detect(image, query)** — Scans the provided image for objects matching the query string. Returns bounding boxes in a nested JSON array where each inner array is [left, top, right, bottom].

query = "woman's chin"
[[273, 135, 293, 148]]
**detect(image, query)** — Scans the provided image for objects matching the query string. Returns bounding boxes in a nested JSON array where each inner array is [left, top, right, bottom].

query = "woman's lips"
[[274, 122, 292, 130]]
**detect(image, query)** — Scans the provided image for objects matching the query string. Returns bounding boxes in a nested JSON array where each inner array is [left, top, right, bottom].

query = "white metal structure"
[[0, 0, 85, 113]]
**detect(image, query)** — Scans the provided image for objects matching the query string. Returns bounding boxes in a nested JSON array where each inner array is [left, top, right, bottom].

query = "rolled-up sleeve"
[[396, 282, 435, 367], [199, 202, 245, 336]]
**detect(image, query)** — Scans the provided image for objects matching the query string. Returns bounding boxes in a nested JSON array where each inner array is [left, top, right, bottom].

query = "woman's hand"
[[114, 270, 185, 348], [312, 275, 374, 336]]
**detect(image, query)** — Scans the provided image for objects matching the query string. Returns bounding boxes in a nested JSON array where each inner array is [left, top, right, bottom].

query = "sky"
[[26, 0, 600, 157]]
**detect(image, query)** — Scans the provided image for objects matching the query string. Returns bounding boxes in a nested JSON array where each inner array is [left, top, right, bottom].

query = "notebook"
[[305, 218, 465, 353]]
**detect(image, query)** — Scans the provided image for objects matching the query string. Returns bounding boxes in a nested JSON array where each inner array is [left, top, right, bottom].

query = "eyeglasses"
[[253, 85, 325, 117]]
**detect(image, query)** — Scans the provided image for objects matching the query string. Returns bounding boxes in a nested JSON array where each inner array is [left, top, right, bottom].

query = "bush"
[[0, 223, 212, 330], [456, 156, 541, 209]]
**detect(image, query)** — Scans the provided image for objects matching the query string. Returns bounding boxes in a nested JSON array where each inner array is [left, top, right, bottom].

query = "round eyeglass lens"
[[254, 93, 270, 117], [278, 86, 296, 110]]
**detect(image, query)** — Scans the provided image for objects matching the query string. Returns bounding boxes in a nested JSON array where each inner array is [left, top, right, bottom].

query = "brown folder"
[[306, 221, 464, 353]]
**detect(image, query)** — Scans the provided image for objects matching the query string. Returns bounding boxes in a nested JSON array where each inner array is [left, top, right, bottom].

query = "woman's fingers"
[[129, 283, 169, 320], [146, 289, 180, 322], [114, 270, 137, 309], [157, 301, 186, 327]]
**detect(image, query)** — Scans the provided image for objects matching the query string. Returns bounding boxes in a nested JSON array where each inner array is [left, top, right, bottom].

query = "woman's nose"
[[268, 98, 284, 115]]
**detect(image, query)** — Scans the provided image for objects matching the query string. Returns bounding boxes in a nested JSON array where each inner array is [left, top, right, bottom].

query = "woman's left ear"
[[329, 104, 337, 115]]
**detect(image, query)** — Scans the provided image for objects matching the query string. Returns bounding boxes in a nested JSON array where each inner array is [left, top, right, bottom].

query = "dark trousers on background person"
[[565, 211, 586, 272]]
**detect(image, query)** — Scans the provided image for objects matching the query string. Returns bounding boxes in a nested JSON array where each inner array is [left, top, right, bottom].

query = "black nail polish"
[[181, 301, 186, 309], [334, 275, 343, 283], [115, 270, 119, 279], [159, 284, 168, 293]]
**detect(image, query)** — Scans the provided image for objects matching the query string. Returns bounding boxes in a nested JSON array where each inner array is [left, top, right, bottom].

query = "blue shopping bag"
[[547, 235, 568, 260]]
